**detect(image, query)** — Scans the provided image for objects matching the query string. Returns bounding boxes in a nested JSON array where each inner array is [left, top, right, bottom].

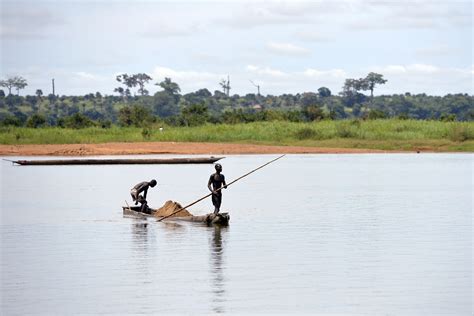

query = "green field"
[[1, 119, 473, 152]]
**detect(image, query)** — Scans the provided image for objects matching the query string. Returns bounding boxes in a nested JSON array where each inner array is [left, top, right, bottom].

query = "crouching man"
[[130, 179, 157, 214]]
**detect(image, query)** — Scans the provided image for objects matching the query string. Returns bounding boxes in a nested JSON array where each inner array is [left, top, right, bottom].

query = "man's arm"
[[208, 176, 215, 193], [143, 187, 148, 200]]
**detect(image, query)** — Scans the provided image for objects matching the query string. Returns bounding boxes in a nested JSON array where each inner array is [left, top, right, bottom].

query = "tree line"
[[0, 73, 472, 128]]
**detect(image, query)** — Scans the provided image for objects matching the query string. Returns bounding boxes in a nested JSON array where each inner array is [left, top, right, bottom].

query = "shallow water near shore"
[[1, 154, 472, 315]]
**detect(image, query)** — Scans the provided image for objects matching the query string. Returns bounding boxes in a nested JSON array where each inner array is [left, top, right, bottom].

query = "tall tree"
[[153, 78, 181, 117], [157, 77, 180, 95], [116, 73, 137, 97], [340, 79, 367, 108], [14, 76, 28, 95], [0, 76, 28, 95], [317, 87, 331, 98], [135, 73, 152, 96], [362, 72, 387, 101], [36, 89, 43, 99]]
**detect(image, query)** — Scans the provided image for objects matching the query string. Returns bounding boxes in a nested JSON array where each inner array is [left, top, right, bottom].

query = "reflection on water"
[[209, 225, 227, 314]]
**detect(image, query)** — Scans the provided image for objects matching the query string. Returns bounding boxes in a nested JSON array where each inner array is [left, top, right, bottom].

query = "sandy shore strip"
[[0, 142, 398, 156]]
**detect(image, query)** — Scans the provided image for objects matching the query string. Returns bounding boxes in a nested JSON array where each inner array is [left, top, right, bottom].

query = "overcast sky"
[[1, 0, 472, 96]]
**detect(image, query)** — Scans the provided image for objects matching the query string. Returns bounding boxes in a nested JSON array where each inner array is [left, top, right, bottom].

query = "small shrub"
[[295, 127, 317, 140], [397, 113, 409, 120], [440, 114, 456, 122], [367, 109, 387, 120], [447, 125, 472, 142], [336, 121, 357, 138], [141, 127, 152, 140], [26, 114, 47, 128]]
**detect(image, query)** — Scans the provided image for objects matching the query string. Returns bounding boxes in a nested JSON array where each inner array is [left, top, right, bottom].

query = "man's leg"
[[213, 193, 222, 214], [137, 195, 148, 213], [140, 201, 149, 213]]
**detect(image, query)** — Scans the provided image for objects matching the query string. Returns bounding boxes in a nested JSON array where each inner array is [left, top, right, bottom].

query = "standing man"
[[208, 164, 227, 214], [130, 179, 157, 213]]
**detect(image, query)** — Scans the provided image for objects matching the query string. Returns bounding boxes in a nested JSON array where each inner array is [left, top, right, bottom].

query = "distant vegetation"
[[1, 73, 473, 151], [0, 73, 472, 130]]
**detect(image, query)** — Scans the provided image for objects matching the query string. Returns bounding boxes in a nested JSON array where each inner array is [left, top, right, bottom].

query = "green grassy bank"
[[1, 119, 473, 152]]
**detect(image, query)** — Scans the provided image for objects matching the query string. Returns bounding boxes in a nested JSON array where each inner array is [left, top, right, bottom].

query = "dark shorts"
[[212, 193, 222, 208]]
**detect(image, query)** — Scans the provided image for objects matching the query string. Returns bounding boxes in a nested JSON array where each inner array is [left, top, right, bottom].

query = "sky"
[[0, 0, 472, 96]]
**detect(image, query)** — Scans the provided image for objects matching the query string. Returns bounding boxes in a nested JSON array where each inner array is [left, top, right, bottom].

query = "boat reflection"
[[209, 225, 228, 314], [130, 221, 155, 253]]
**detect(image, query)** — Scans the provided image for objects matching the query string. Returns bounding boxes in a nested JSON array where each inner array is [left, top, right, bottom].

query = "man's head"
[[150, 179, 157, 187], [215, 163, 222, 172]]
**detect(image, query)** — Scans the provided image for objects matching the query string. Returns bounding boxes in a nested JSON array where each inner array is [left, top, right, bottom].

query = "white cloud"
[[246, 65, 287, 77], [75, 72, 99, 80], [294, 30, 331, 42], [141, 21, 200, 38], [303, 68, 347, 79], [265, 42, 310, 56], [0, 5, 64, 39], [368, 63, 473, 95], [373, 63, 442, 75], [345, 1, 471, 31]]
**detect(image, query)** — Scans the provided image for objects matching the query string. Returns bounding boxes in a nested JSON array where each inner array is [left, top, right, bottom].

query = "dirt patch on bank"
[[0, 141, 391, 156]]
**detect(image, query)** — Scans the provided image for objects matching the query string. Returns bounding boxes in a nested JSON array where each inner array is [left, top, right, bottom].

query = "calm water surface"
[[1, 154, 472, 315]]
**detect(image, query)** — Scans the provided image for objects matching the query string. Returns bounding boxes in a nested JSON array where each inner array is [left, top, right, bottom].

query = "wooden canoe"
[[11, 157, 223, 166], [122, 206, 230, 226]]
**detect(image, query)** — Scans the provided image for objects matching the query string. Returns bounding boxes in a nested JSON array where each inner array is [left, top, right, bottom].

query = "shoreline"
[[0, 141, 409, 156]]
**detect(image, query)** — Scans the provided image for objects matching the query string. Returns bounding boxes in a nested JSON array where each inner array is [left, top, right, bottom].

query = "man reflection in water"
[[208, 164, 227, 214], [130, 179, 157, 213]]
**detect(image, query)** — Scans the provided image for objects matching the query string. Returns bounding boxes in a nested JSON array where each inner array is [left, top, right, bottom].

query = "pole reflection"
[[209, 225, 228, 314]]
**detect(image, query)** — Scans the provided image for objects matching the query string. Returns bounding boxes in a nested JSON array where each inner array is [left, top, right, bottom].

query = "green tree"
[[180, 104, 209, 126], [153, 78, 181, 117], [300, 92, 319, 107], [118, 105, 153, 127], [36, 89, 43, 99], [318, 87, 331, 98], [116, 74, 137, 98], [60, 113, 94, 128], [0, 76, 28, 95], [26, 113, 47, 128], [302, 104, 325, 121], [340, 78, 367, 108], [362, 72, 387, 101], [157, 77, 180, 95], [14, 77, 28, 95], [135, 73, 153, 96]]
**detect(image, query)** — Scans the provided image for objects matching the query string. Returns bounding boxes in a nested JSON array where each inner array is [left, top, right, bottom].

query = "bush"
[[0, 114, 22, 126], [26, 114, 47, 128], [294, 127, 317, 140], [447, 125, 472, 142], [367, 109, 387, 120], [336, 121, 358, 138], [59, 113, 94, 129], [118, 105, 153, 127], [141, 127, 152, 140], [180, 104, 209, 126], [440, 113, 456, 122]]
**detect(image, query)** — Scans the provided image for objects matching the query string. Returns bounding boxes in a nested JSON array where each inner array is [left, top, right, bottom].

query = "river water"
[[0, 154, 472, 315]]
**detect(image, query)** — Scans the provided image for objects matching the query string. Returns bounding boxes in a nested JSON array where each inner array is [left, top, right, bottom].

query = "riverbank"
[[1, 120, 473, 154], [0, 141, 395, 156]]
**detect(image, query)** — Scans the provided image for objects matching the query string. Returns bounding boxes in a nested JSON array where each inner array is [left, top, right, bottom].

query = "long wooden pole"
[[157, 154, 286, 222]]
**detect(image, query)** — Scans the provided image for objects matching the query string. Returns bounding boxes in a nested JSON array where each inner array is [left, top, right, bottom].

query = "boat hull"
[[122, 206, 230, 225], [13, 157, 223, 166]]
